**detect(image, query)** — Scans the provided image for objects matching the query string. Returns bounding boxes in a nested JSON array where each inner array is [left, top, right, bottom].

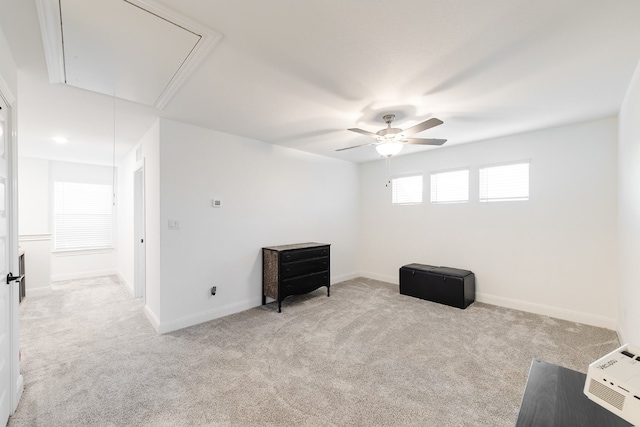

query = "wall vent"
[[589, 379, 626, 410]]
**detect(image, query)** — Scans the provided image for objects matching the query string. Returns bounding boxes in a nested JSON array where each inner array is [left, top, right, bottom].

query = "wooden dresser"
[[262, 242, 330, 312]]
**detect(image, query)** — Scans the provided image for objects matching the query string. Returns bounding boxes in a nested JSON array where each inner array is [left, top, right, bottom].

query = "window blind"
[[430, 169, 469, 204], [479, 162, 529, 202], [392, 175, 423, 205], [54, 182, 113, 250]]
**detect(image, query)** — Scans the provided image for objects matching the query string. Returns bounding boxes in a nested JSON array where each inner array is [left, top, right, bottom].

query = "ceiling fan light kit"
[[340, 113, 447, 157], [376, 141, 403, 157]]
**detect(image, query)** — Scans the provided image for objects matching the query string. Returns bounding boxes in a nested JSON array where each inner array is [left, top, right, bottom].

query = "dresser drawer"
[[282, 271, 329, 293], [281, 246, 329, 263], [281, 257, 329, 279]]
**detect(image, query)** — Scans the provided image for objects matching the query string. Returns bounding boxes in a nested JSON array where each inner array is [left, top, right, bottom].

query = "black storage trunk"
[[399, 263, 475, 309]]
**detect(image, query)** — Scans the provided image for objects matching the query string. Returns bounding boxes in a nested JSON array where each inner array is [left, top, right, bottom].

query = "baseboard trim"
[[359, 271, 398, 285], [156, 298, 261, 334], [147, 273, 360, 335], [331, 272, 360, 284], [52, 269, 118, 282], [617, 325, 627, 346], [116, 271, 134, 297], [476, 292, 617, 330], [12, 373, 23, 414], [143, 305, 161, 333], [359, 272, 617, 330]]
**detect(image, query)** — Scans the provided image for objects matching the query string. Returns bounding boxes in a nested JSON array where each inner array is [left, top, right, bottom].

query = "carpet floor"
[[8, 276, 620, 426]]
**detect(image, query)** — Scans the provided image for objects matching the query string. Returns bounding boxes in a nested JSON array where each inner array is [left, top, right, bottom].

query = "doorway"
[[134, 164, 146, 300]]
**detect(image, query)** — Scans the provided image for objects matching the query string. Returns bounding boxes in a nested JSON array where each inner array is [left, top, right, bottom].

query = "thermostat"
[[212, 199, 222, 208]]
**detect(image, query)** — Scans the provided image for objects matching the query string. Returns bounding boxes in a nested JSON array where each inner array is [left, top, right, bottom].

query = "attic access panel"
[[37, 0, 221, 109]]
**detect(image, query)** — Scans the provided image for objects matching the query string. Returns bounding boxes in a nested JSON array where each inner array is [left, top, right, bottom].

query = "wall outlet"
[[211, 286, 217, 296]]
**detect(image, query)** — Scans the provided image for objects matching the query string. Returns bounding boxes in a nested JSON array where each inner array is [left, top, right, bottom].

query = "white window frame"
[[479, 161, 530, 203], [391, 174, 423, 205], [430, 168, 469, 204]]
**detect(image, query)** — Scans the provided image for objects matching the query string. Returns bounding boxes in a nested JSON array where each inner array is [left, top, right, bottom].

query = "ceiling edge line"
[[154, 30, 223, 110], [123, 0, 199, 37], [34, 0, 65, 84]]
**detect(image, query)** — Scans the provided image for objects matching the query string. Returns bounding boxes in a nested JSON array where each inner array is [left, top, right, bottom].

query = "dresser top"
[[262, 242, 330, 252]]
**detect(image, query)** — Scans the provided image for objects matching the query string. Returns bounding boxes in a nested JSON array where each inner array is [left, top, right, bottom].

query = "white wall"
[[136, 118, 360, 333], [51, 250, 117, 281], [618, 59, 640, 346], [17, 157, 51, 291], [359, 118, 619, 329], [17, 157, 48, 234]]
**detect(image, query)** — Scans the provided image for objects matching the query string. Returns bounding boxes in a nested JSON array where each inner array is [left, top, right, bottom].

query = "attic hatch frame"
[[33, 0, 223, 109]]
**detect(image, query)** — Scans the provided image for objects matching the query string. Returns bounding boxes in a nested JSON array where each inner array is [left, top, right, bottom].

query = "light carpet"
[[9, 276, 620, 426]]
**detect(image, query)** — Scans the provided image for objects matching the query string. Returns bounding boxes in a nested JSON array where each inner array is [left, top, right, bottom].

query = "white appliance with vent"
[[584, 344, 640, 425]]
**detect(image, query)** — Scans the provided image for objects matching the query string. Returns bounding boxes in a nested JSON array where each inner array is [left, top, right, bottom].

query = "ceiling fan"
[[337, 114, 447, 157]]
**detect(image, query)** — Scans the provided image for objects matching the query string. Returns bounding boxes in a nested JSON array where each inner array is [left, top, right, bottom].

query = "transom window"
[[430, 169, 469, 204], [392, 175, 423, 205], [479, 161, 530, 202]]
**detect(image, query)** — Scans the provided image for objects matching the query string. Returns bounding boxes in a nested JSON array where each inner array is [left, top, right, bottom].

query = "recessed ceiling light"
[[52, 136, 69, 144]]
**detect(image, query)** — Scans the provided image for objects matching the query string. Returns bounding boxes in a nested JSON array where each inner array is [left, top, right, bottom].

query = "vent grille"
[[589, 379, 625, 410]]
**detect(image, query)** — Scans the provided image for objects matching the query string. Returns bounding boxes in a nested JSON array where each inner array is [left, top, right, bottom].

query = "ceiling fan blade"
[[403, 138, 447, 146], [348, 128, 379, 138], [402, 118, 443, 136], [335, 142, 376, 151]]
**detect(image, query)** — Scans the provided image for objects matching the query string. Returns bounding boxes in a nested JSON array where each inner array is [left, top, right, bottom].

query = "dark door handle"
[[6, 273, 24, 284]]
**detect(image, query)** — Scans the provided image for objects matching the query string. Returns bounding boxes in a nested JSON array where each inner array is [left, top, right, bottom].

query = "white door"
[[0, 93, 14, 424]]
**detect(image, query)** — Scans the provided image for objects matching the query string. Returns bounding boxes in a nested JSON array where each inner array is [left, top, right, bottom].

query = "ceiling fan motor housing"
[[377, 127, 404, 138]]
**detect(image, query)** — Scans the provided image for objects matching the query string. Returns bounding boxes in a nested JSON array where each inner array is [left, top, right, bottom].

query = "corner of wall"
[[617, 57, 640, 347], [144, 305, 161, 334], [117, 270, 134, 296], [155, 297, 260, 334]]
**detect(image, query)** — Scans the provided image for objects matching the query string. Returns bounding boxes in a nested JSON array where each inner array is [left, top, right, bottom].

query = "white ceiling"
[[44, 0, 222, 109], [1, 0, 640, 165]]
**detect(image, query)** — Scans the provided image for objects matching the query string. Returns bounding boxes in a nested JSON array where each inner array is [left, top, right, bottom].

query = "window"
[[479, 161, 529, 202], [430, 169, 469, 204], [392, 175, 423, 205], [54, 182, 113, 250]]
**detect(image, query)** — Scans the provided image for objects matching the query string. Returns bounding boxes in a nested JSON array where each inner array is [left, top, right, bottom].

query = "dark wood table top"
[[262, 242, 329, 252], [515, 358, 632, 427]]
